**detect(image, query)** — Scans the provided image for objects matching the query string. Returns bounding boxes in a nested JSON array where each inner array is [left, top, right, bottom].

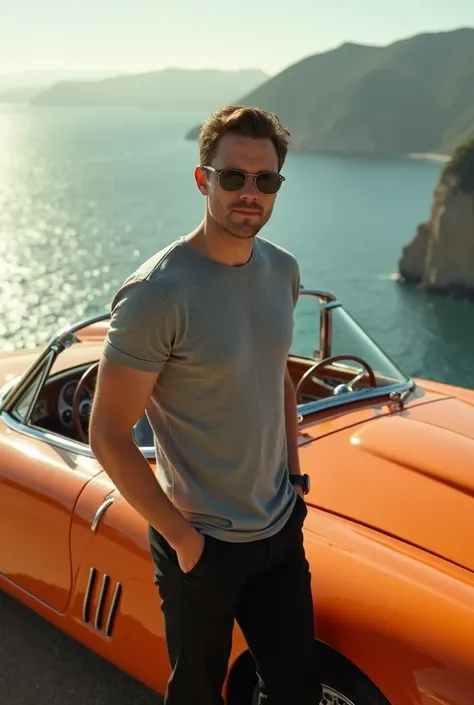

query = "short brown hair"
[[198, 105, 291, 172]]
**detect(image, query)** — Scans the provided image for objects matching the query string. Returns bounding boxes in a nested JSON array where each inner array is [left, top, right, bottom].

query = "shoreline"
[[407, 152, 451, 163]]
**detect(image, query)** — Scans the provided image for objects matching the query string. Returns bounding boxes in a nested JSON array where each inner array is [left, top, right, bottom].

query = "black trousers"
[[149, 495, 322, 705]]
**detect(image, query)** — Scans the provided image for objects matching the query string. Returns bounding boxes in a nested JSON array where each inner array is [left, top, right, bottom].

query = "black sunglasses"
[[202, 166, 285, 195]]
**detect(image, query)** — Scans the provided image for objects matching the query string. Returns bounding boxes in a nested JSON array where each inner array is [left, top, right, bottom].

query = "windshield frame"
[[294, 288, 415, 416], [0, 312, 110, 415]]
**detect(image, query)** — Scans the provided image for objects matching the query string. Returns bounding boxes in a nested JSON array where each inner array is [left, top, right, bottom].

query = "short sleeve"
[[292, 260, 301, 308], [103, 280, 175, 373]]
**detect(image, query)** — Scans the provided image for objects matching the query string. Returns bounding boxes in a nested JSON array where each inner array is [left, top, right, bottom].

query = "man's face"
[[196, 133, 282, 240]]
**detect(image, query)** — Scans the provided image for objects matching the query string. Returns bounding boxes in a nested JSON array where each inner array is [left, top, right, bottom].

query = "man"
[[90, 105, 320, 705]]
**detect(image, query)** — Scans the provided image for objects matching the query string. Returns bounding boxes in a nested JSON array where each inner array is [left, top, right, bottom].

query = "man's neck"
[[185, 220, 255, 267]]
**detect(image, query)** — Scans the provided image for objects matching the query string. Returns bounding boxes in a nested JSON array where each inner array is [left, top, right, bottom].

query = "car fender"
[[302, 509, 474, 705]]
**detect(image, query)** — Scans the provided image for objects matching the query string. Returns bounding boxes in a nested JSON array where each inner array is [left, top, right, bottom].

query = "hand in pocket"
[[176, 529, 206, 574]]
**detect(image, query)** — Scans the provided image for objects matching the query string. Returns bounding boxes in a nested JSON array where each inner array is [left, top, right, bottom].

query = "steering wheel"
[[295, 354, 377, 404], [73, 362, 99, 444]]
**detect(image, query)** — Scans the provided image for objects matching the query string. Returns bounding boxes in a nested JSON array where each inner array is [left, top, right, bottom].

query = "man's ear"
[[194, 166, 208, 196]]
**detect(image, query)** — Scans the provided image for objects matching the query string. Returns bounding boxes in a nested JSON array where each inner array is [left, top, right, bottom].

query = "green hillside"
[[187, 28, 474, 156], [31, 68, 268, 112]]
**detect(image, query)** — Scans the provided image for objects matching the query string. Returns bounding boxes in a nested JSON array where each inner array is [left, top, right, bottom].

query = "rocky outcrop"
[[398, 139, 474, 300]]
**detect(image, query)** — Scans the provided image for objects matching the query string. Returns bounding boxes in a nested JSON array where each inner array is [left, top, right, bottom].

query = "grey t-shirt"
[[103, 235, 300, 542]]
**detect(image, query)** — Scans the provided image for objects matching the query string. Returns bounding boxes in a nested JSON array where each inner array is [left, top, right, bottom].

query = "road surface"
[[0, 590, 162, 704]]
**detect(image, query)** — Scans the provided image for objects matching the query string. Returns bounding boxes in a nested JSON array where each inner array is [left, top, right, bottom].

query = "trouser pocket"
[[148, 525, 217, 582], [182, 533, 215, 578]]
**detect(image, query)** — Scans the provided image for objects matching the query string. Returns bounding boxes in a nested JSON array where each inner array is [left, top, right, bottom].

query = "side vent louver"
[[82, 567, 122, 638]]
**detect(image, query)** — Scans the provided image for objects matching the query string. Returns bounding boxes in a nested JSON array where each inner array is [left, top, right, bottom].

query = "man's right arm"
[[89, 281, 204, 572], [89, 358, 193, 547]]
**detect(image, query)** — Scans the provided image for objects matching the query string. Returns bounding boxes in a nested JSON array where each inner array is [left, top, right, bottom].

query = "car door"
[[0, 358, 103, 612]]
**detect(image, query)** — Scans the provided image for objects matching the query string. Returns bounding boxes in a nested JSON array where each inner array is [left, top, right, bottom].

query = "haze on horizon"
[[3, 0, 474, 78]]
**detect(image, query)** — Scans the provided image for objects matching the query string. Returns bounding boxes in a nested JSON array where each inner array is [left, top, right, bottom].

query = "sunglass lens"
[[255, 173, 283, 194], [219, 169, 247, 191]]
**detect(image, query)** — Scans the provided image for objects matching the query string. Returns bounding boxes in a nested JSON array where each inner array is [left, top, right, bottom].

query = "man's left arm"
[[284, 367, 304, 498], [284, 256, 306, 497]]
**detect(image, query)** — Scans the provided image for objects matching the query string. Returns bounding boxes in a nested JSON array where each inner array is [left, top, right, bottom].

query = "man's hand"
[[295, 485, 305, 500], [175, 529, 206, 574]]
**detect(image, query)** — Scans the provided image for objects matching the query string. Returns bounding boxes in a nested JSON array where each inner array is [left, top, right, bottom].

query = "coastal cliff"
[[398, 138, 474, 299]]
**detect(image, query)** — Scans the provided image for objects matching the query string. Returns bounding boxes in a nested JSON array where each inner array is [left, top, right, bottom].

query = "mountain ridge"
[[186, 27, 474, 156], [31, 68, 269, 112]]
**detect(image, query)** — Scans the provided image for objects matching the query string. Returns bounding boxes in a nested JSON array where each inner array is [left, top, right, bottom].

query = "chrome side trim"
[[1, 382, 416, 452], [1, 411, 94, 456], [82, 567, 97, 624], [94, 573, 110, 630], [0, 411, 156, 459], [297, 380, 416, 420], [104, 582, 122, 638], [91, 495, 115, 532]]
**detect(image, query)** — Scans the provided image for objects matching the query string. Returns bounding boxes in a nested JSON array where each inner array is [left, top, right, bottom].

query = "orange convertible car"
[[1, 287, 474, 705]]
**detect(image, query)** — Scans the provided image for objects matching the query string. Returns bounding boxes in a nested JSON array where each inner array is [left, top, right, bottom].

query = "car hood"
[[300, 394, 474, 573]]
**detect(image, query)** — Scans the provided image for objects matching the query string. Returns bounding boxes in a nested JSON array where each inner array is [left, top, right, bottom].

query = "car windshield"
[[329, 305, 408, 385], [291, 294, 408, 387]]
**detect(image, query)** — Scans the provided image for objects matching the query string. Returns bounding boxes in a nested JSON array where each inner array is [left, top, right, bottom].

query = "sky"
[[2, 0, 474, 76]]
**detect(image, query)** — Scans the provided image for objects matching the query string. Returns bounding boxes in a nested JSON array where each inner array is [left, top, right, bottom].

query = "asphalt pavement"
[[0, 590, 162, 704]]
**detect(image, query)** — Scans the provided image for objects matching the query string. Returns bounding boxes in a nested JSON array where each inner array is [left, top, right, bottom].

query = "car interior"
[[23, 353, 380, 447]]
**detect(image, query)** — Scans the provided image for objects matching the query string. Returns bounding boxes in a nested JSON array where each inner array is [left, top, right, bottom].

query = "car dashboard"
[[31, 367, 94, 439]]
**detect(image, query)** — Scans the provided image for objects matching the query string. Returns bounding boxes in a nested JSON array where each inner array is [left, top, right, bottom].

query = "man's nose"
[[239, 175, 260, 199]]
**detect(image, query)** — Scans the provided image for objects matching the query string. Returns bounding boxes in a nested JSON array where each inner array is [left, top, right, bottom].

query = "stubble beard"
[[210, 205, 273, 241], [222, 220, 262, 240]]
